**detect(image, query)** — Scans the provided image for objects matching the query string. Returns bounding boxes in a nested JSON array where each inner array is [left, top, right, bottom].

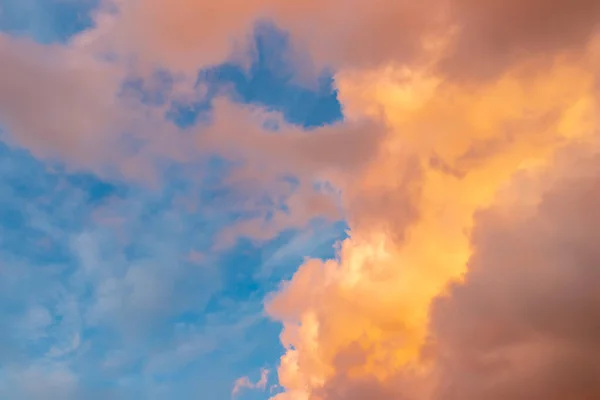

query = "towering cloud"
[[263, 1, 600, 400], [428, 142, 600, 400]]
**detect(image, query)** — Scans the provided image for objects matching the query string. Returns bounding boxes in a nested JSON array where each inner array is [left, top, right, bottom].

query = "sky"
[[0, 1, 599, 400]]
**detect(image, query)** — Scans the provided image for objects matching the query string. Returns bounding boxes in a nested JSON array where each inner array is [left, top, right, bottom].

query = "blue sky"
[[0, 2, 346, 398]]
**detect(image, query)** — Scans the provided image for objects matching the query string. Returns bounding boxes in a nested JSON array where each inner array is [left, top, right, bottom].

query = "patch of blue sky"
[[0, 138, 315, 397], [0, 0, 98, 44], [0, 144, 224, 393], [182, 21, 343, 129]]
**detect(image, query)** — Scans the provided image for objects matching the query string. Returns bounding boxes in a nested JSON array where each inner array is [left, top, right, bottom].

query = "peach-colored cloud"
[[266, 23, 600, 400], [7, 0, 594, 179], [427, 142, 600, 400], [90, 0, 600, 80], [0, 34, 125, 168], [297, 141, 600, 400], [0, 24, 376, 237], [440, 0, 600, 80], [195, 98, 384, 246], [198, 99, 382, 177], [11, 0, 599, 177], [0, 33, 189, 182], [92, 0, 263, 74], [91, 0, 444, 76]]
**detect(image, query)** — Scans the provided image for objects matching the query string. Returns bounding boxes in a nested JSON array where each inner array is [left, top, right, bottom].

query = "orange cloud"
[[428, 142, 600, 400], [440, 0, 600, 80], [265, 9, 600, 400]]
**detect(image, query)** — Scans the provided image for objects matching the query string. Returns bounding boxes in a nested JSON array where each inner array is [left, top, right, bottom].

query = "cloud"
[[265, 6, 600, 400], [83, 0, 600, 83], [232, 368, 269, 397], [193, 97, 382, 246], [428, 143, 600, 400], [0, 34, 125, 166], [3, 0, 598, 181], [91, 0, 443, 74], [2, 2, 372, 240], [0, 23, 359, 238], [87, 0, 262, 74], [198, 98, 382, 178], [0, 28, 201, 183], [440, 0, 600, 79], [256, 221, 344, 280]]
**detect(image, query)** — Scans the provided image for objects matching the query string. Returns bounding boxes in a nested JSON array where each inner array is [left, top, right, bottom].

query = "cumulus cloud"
[[429, 144, 600, 400], [290, 141, 600, 400], [264, 3, 600, 400]]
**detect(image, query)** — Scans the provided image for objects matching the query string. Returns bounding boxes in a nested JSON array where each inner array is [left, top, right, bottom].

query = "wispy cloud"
[[232, 368, 270, 397]]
